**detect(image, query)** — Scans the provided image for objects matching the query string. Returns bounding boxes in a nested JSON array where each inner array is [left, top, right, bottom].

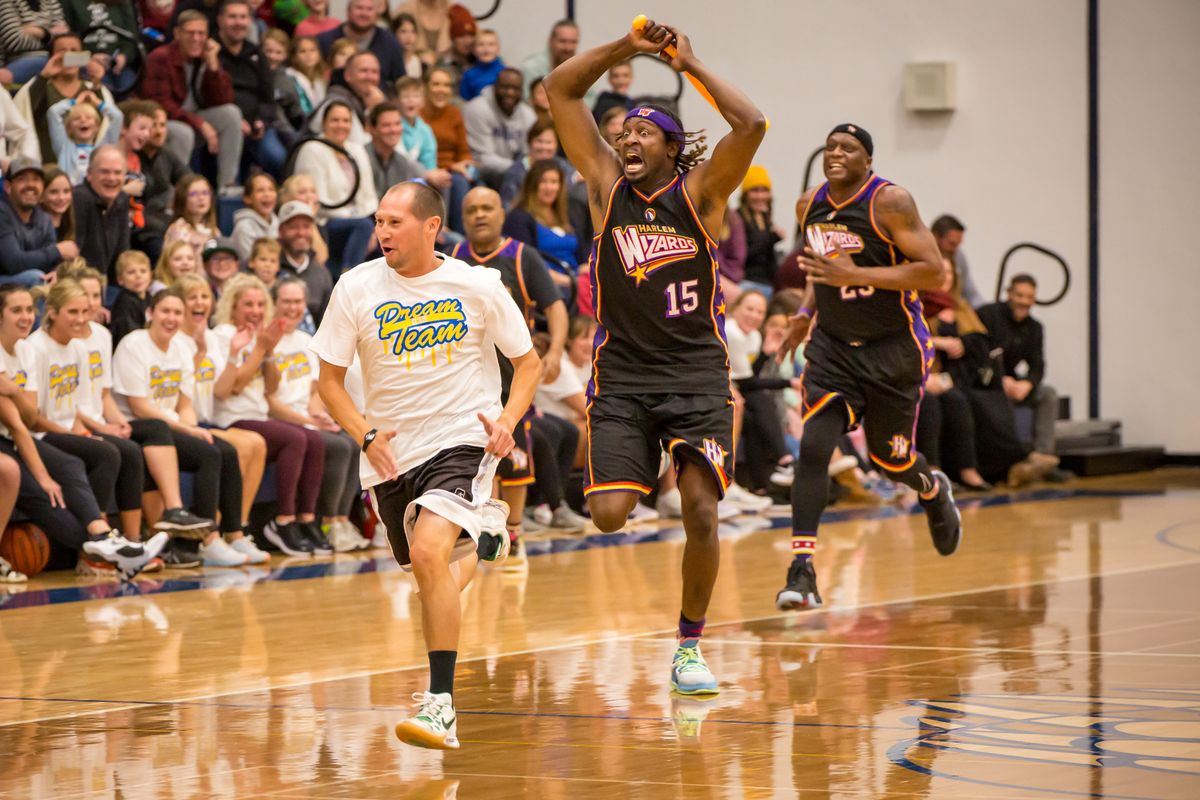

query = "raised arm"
[[544, 23, 674, 215], [668, 28, 767, 235]]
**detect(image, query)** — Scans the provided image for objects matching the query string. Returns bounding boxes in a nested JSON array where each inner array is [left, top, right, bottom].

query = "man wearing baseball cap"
[[0, 156, 79, 286], [277, 200, 332, 322]]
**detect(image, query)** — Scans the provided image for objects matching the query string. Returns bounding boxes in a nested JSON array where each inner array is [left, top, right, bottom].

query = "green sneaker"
[[395, 691, 459, 750], [670, 642, 720, 695]]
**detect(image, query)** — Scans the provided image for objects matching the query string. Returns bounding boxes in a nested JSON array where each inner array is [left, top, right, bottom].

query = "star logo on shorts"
[[889, 434, 911, 461]]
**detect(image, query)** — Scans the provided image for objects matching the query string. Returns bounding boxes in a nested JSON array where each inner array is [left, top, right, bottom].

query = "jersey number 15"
[[665, 280, 700, 318]]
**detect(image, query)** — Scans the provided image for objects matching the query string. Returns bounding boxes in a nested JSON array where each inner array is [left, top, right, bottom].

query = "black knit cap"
[[829, 123, 873, 156]]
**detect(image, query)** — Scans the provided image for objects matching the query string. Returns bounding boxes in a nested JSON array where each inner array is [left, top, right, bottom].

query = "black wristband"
[[361, 428, 378, 452]]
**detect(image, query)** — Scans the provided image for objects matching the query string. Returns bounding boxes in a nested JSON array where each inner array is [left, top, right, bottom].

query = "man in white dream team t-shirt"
[[312, 180, 540, 752]]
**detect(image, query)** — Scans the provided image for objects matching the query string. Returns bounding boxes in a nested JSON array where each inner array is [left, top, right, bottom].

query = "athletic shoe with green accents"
[[395, 691, 459, 750], [670, 640, 720, 695]]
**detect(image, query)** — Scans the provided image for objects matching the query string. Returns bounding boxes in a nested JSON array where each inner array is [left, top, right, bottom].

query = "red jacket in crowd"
[[141, 41, 234, 132]]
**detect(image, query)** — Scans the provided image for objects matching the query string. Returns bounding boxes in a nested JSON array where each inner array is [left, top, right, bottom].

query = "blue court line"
[[0, 487, 1164, 612], [0, 693, 906, 733], [1154, 519, 1200, 555]]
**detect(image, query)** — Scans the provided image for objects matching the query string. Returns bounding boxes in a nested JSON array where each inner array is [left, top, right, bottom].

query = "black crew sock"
[[428, 650, 458, 696]]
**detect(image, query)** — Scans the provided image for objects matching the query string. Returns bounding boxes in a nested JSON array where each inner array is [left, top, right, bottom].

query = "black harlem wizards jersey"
[[452, 237, 558, 400], [588, 174, 730, 396], [801, 174, 925, 344]]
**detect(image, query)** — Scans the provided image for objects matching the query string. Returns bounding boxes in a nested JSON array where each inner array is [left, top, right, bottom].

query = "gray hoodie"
[[231, 207, 279, 263], [463, 86, 537, 185]]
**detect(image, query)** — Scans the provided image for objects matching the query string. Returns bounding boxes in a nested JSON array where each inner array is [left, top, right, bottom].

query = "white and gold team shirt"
[[26, 329, 93, 430], [311, 254, 534, 488], [77, 321, 113, 421], [112, 330, 194, 423], [175, 329, 225, 424], [211, 323, 270, 427], [271, 329, 319, 417]]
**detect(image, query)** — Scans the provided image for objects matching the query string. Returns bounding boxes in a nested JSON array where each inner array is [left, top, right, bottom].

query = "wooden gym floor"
[[1, 468, 1198, 799]]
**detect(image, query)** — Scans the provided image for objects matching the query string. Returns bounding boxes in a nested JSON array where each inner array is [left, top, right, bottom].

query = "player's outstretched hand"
[[478, 413, 515, 458], [365, 430, 400, 482], [629, 18, 673, 55], [799, 241, 861, 287]]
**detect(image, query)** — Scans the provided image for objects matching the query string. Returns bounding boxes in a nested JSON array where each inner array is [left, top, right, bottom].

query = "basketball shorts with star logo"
[[585, 393, 734, 500], [800, 326, 931, 473]]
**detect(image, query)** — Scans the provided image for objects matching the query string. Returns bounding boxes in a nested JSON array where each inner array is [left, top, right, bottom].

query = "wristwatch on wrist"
[[361, 428, 378, 452]]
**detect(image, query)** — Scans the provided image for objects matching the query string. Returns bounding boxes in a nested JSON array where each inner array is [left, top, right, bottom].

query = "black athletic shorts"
[[370, 445, 498, 570], [585, 392, 734, 500], [496, 409, 535, 487], [801, 326, 932, 472]]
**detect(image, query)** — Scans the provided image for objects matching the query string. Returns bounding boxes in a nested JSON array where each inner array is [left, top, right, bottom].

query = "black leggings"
[[40, 432, 123, 512], [741, 389, 788, 490], [170, 429, 242, 532], [0, 437, 89, 549], [530, 412, 579, 509], [791, 402, 936, 534], [319, 429, 360, 518], [916, 386, 978, 479]]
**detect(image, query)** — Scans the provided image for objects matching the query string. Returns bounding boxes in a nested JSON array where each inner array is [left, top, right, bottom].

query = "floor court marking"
[[5, 526, 1199, 731], [683, 639, 1200, 659]]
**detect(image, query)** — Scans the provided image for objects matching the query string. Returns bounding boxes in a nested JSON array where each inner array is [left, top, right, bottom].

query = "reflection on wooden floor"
[[1, 469, 1199, 799]]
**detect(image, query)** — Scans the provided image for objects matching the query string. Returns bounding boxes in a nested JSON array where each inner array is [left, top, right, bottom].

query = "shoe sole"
[[394, 721, 460, 750], [153, 520, 212, 532], [670, 677, 720, 696], [263, 529, 312, 557], [776, 590, 822, 611]]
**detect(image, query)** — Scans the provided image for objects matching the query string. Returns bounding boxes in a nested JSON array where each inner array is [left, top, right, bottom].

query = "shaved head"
[[385, 180, 446, 231], [462, 186, 505, 251]]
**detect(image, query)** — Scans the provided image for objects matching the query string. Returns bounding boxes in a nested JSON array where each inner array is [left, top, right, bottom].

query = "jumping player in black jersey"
[[546, 20, 765, 695], [775, 124, 963, 611]]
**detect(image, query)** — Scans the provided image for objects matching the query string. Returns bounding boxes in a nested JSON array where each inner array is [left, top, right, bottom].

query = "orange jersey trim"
[[867, 181, 897, 245], [630, 174, 680, 205]]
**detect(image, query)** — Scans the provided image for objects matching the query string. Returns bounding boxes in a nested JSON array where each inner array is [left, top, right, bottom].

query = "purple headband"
[[624, 107, 684, 142]]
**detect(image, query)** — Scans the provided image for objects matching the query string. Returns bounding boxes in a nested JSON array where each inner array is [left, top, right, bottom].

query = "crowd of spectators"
[[0, 5, 1068, 582]]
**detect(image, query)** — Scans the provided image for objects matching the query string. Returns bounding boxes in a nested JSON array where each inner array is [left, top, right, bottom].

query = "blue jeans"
[[5, 55, 47, 84], [4, 268, 50, 287], [323, 217, 374, 276], [243, 127, 288, 180]]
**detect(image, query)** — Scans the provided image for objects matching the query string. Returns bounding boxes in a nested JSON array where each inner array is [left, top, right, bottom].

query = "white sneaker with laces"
[[626, 504, 660, 524], [395, 691, 459, 750], [716, 500, 741, 521], [201, 537, 249, 567], [769, 463, 796, 486], [478, 499, 511, 563], [337, 521, 372, 551], [326, 522, 360, 553], [549, 504, 589, 533], [228, 535, 270, 564], [530, 504, 553, 526]]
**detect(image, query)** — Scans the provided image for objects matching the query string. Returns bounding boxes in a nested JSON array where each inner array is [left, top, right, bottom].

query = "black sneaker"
[[920, 469, 962, 556], [776, 559, 822, 611], [162, 537, 202, 568], [299, 522, 334, 555], [263, 520, 313, 557], [154, 507, 213, 533]]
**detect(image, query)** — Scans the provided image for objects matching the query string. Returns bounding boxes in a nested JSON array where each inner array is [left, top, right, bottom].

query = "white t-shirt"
[[211, 324, 269, 427], [271, 329, 318, 416], [176, 329, 227, 424], [26, 329, 93, 430], [724, 320, 762, 381], [535, 351, 588, 421], [310, 255, 534, 487], [78, 322, 113, 420], [0, 339, 37, 393], [113, 330, 194, 423]]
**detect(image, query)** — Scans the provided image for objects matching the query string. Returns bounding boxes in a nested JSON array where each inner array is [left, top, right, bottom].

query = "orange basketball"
[[0, 522, 51, 577]]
